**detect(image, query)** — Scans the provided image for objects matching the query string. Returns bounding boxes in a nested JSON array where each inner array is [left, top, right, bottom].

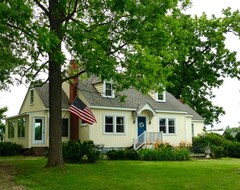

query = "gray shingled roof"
[[181, 104, 203, 121], [34, 78, 203, 121], [35, 83, 70, 109], [78, 77, 204, 121]]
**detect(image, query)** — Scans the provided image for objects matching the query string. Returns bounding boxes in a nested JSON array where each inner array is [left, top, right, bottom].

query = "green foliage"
[[106, 148, 138, 160], [161, 12, 240, 125], [0, 142, 22, 156], [106, 146, 190, 161], [0, 107, 7, 141], [62, 140, 100, 163], [193, 133, 240, 158], [138, 147, 190, 161]]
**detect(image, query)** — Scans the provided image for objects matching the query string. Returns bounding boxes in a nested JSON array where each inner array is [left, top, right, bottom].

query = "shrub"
[[106, 149, 125, 160], [210, 145, 224, 158], [193, 133, 240, 158], [125, 149, 139, 160], [0, 142, 22, 156], [138, 147, 190, 161], [62, 140, 100, 163]]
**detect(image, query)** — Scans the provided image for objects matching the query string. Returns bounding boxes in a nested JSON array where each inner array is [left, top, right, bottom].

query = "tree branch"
[[33, 0, 49, 17], [62, 70, 86, 83]]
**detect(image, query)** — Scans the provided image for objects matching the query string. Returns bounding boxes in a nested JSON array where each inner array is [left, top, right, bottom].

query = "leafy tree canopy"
[[0, 107, 7, 140], [143, 10, 240, 125]]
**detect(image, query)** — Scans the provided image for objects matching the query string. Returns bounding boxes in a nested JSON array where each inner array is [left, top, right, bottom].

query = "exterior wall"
[[6, 111, 71, 148], [86, 108, 200, 148], [151, 112, 189, 146], [19, 88, 46, 114], [62, 81, 70, 99], [89, 109, 136, 148], [148, 91, 156, 100], [27, 111, 49, 148], [192, 120, 204, 137], [185, 116, 193, 145], [5, 115, 30, 148], [79, 124, 90, 141], [94, 83, 103, 95]]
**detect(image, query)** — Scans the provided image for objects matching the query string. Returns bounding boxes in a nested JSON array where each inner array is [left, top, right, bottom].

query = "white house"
[[5, 75, 204, 151]]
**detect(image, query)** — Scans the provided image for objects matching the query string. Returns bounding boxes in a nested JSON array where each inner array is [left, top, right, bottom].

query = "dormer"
[[156, 91, 166, 102], [92, 78, 115, 98], [149, 91, 166, 102]]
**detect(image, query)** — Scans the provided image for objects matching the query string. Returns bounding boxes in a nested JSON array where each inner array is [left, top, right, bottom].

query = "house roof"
[[78, 76, 204, 121], [35, 83, 70, 109], [181, 103, 203, 121]]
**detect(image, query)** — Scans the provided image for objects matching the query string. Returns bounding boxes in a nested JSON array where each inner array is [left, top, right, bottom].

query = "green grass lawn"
[[1, 156, 240, 190]]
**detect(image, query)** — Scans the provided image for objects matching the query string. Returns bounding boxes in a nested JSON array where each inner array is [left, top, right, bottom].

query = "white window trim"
[[104, 115, 125, 135], [103, 81, 115, 98], [156, 91, 166, 102], [159, 118, 176, 135], [33, 117, 45, 144]]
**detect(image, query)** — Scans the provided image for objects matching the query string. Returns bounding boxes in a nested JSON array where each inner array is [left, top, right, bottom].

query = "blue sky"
[[0, 0, 240, 129]]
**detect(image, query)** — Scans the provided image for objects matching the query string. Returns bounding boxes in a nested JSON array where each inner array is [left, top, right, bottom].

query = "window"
[[156, 91, 166, 102], [159, 118, 175, 134], [30, 89, 34, 104], [159, 118, 166, 133], [116, 117, 124, 133], [62, 119, 69, 137], [105, 116, 114, 133], [103, 81, 115, 98], [104, 116, 125, 134], [18, 118, 25, 138], [8, 120, 15, 138], [168, 119, 175, 134]]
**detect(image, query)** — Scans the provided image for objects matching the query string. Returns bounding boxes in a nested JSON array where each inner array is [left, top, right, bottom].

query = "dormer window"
[[103, 81, 115, 98], [156, 91, 166, 102]]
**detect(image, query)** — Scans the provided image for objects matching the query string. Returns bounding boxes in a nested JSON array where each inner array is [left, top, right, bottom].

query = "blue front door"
[[138, 117, 146, 136]]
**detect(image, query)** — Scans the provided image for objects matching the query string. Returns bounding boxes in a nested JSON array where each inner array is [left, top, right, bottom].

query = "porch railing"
[[133, 131, 162, 150]]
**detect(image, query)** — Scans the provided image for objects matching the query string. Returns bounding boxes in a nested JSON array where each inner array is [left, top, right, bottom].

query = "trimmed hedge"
[[0, 142, 22, 156]]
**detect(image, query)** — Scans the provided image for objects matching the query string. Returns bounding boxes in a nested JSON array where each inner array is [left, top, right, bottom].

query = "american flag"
[[69, 97, 96, 125]]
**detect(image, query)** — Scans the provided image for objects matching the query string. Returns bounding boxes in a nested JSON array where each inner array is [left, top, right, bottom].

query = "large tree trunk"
[[46, 0, 64, 167], [46, 57, 64, 167]]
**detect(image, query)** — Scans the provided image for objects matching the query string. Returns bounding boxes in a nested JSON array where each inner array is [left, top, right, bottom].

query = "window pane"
[[105, 116, 113, 133], [8, 120, 15, 138], [105, 83, 112, 96], [158, 93, 163, 100], [159, 119, 166, 133], [18, 118, 25, 138], [116, 117, 124, 133], [35, 119, 42, 140], [62, 119, 68, 137], [168, 119, 175, 134]]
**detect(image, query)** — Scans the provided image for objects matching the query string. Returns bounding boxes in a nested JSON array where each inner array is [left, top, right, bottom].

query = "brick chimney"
[[178, 98, 184, 104], [69, 60, 79, 141]]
